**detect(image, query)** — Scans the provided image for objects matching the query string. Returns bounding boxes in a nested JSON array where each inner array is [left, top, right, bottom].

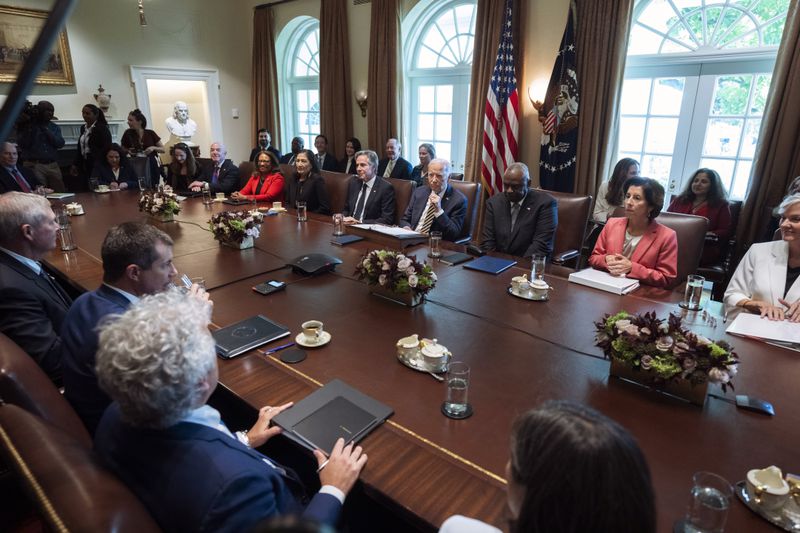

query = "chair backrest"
[[388, 177, 416, 225], [279, 163, 294, 180], [450, 172, 464, 181], [653, 211, 709, 288], [0, 333, 90, 447], [237, 161, 255, 189], [320, 171, 351, 214], [0, 403, 161, 532], [544, 189, 592, 259], [449, 180, 481, 243]]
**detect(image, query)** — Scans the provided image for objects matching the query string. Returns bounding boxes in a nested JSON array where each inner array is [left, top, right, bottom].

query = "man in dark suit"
[[0, 142, 43, 193], [279, 136, 305, 165], [481, 162, 558, 258], [190, 142, 239, 194], [94, 290, 367, 532], [314, 134, 339, 171], [377, 138, 413, 181], [342, 150, 396, 225], [61, 223, 208, 435], [400, 158, 467, 242], [0, 192, 71, 381], [249, 128, 281, 162]]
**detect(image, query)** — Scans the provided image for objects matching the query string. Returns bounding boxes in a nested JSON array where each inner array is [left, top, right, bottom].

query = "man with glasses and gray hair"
[[400, 158, 466, 241]]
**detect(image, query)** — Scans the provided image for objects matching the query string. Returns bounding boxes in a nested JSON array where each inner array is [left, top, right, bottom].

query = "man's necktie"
[[510, 203, 521, 231], [10, 168, 31, 193], [39, 268, 72, 307], [384, 159, 395, 178], [354, 183, 368, 221], [317, 154, 323, 167], [212, 166, 220, 185], [417, 204, 436, 234]]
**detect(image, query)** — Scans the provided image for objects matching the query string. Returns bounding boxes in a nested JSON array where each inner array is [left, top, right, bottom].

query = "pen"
[[260, 342, 296, 355]]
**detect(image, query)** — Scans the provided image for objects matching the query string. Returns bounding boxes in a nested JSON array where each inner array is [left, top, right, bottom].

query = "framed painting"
[[0, 5, 75, 85]]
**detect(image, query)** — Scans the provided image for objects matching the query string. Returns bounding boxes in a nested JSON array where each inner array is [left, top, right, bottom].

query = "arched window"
[[617, 0, 789, 200], [277, 18, 320, 153], [403, 1, 477, 172]]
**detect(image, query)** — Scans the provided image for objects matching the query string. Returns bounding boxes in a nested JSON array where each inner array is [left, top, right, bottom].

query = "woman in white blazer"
[[724, 193, 800, 321]]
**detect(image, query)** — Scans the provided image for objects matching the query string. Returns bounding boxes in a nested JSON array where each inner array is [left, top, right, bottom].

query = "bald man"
[[191, 142, 239, 194]]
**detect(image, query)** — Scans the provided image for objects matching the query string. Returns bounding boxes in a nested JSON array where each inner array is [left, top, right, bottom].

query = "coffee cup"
[[301, 320, 324, 344], [97, 184, 109, 192], [273, 201, 282, 209], [511, 275, 529, 294], [420, 339, 450, 369], [530, 279, 549, 300], [216, 192, 225, 200], [746, 466, 790, 512]]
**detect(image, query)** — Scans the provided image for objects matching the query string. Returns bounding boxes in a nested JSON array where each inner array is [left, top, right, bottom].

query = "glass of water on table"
[[680, 471, 732, 533], [441, 361, 472, 419]]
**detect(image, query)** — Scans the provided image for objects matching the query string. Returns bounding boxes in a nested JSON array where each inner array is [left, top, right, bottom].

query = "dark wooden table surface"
[[45, 192, 799, 533]]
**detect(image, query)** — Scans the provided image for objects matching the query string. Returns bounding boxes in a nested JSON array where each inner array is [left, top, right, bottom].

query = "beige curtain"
[[251, 6, 281, 152], [320, 0, 353, 160], [737, 0, 800, 249], [572, 0, 633, 197], [367, 0, 401, 150]]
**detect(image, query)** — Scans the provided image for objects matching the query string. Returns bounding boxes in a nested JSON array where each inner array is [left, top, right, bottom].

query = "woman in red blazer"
[[589, 177, 678, 288], [231, 150, 284, 203]]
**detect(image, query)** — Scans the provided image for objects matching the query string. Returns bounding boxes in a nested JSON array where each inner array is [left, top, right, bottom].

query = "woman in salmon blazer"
[[231, 150, 284, 204], [589, 177, 678, 288]]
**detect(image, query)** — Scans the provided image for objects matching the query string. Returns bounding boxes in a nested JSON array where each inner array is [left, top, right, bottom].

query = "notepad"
[[438, 252, 474, 266], [330, 234, 364, 246], [726, 312, 800, 346], [462, 255, 517, 275], [212, 315, 290, 359], [568, 268, 640, 295]]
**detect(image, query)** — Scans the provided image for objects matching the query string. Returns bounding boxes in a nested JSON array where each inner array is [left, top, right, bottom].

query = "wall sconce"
[[138, 0, 147, 26], [527, 79, 549, 117], [354, 90, 368, 118]]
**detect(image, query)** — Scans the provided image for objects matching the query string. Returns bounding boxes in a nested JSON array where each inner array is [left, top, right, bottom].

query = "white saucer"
[[295, 331, 331, 348]]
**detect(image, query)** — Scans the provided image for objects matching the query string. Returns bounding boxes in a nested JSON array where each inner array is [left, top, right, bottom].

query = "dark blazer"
[[315, 153, 339, 172], [279, 152, 298, 165], [95, 403, 342, 533], [285, 173, 331, 215], [0, 251, 72, 380], [0, 165, 41, 193], [340, 156, 356, 175], [409, 165, 426, 187], [200, 159, 239, 194], [91, 162, 139, 190], [249, 146, 281, 162], [400, 184, 467, 242], [62, 284, 131, 435], [74, 123, 112, 178], [342, 176, 396, 225], [377, 157, 413, 181], [481, 190, 558, 258]]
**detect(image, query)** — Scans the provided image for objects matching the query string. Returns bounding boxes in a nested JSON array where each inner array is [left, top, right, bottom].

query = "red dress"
[[238, 172, 284, 203]]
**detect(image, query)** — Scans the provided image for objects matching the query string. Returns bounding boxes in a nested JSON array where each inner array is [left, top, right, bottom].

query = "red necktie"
[[10, 168, 31, 193]]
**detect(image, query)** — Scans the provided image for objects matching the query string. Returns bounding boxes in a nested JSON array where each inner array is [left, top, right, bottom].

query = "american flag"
[[481, 0, 519, 197]]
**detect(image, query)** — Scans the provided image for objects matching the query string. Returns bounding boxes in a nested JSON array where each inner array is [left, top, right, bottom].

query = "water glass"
[[58, 227, 77, 251], [202, 187, 212, 205], [89, 178, 99, 192], [190, 277, 206, 290], [682, 275, 705, 311], [333, 213, 344, 236], [531, 254, 546, 281], [56, 207, 70, 229], [442, 362, 471, 418], [429, 231, 442, 258], [683, 472, 732, 533], [296, 201, 307, 222]]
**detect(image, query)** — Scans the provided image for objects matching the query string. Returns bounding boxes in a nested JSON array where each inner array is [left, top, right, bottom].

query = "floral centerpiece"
[[354, 249, 437, 307], [595, 310, 739, 404], [138, 185, 181, 221], [208, 210, 264, 249]]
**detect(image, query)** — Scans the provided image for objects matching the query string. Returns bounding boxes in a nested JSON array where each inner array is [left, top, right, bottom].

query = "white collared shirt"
[[0, 246, 40, 275], [354, 176, 377, 222], [102, 283, 139, 304]]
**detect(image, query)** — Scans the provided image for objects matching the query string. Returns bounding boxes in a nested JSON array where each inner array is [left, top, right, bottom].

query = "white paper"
[[726, 312, 800, 345], [568, 268, 640, 295], [352, 224, 424, 237]]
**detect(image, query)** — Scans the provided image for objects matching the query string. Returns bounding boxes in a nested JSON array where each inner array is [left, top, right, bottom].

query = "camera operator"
[[16, 101, 66, 192]]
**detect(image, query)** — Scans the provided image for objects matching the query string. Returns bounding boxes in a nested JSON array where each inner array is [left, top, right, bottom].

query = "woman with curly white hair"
[[94, 288, 367, 533]]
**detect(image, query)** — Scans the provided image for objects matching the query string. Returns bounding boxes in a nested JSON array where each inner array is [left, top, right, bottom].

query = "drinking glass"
[[296, 201, 307, 222], [429, 231, 442, 258], [683, 472, 732, 533], [58, 227, 77, 251], [202, 184, 212, 205], [190, 277, 206, 290], [89, 178, 99, 192], [442, 362, 471, 418], [56, 206, 70, 229], [682, 275, 705, 311], [333, 213, 344, 236], [531, 254, 546, 281]]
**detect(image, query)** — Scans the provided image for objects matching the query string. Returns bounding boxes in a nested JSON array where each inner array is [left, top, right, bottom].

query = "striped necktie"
[[417, 204, 436, 234]]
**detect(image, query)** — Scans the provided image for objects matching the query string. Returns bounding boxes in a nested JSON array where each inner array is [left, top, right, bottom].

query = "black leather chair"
[[388, 177, 416, 225], [319, 171, 351, 215], [543, 189, 592, 269]]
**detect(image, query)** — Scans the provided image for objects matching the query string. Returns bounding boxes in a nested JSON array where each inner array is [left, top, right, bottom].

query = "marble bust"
[[165, 101, 198, 142]]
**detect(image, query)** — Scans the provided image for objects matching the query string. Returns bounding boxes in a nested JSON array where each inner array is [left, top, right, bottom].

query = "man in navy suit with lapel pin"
[[400, 158, 467, 242], [342, 149, 396, 225], [0, 192, 70, 381], [481, 162, 558, 258], [94, 290, 367, 533], [190, 142, 240, 194], [61, 222, 208, 435], [0, 142, 43, 194]]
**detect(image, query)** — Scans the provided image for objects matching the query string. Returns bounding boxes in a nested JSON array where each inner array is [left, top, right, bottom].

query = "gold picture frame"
[[0, 5, 75, 85]]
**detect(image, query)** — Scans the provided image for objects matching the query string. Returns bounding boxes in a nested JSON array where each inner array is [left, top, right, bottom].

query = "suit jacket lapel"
[[0, 252, 67, 308], [509, 194, 532, 245], [770, 241, 790, 303], [630, 223, 659, 264]]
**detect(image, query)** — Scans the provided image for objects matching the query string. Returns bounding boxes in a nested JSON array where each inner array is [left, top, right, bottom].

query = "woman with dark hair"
[[121, 109, 165, 184], [589, 177, 678, 287], [339, 137, 362, 174], [232, 150, 284, 203], [440, 401, 655, 533], [92, 144, 138, 190], [593, 158, 640, 222], [286, 149, 330, 214], [410, 143, 435, 187], [71, 104, 112, 187], [166, 143, 200, 191]]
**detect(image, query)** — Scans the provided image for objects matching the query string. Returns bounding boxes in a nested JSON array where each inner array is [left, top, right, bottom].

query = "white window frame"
[[276, 17, 319, 153]]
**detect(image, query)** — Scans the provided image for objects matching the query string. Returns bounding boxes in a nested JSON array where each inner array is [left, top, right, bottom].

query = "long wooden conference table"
[[45, 191, 798, 532]]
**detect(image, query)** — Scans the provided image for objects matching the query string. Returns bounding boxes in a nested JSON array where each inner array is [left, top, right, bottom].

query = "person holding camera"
[[16, 101, 66, 192]]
